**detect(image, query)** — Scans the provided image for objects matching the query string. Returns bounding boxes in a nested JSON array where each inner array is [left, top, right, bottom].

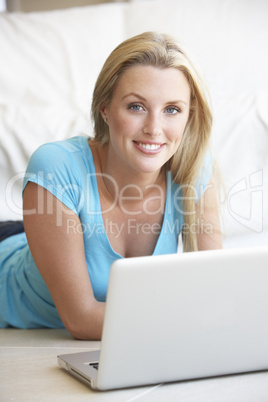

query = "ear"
[[100, 102, 108, 123]]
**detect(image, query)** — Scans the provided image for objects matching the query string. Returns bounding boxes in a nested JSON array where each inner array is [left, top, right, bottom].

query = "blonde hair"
[[91, 32, 212, 252]]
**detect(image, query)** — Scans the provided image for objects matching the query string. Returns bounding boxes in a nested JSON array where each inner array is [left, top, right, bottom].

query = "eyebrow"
[[122, 92, 188, 106]]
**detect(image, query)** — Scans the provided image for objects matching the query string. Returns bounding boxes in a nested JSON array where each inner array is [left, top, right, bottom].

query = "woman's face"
[[100, 65, 191, 177]]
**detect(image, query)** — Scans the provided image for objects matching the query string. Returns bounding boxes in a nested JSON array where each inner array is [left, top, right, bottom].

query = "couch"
[[0, 0, 268, 249]]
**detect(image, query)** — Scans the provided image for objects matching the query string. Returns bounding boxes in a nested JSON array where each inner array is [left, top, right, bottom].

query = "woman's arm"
[[23, 182, 105, 340], [195, 174, 223, 251]]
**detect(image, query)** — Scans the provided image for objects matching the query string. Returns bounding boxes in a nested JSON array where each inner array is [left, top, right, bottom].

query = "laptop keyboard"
[[89, 362, 99, 370]]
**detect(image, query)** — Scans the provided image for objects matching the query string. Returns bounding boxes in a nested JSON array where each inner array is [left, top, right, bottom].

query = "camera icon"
[[227, 170, 263, 233]]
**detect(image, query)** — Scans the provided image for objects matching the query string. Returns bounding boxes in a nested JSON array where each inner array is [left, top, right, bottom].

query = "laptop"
[[57, 246, 268, 390]]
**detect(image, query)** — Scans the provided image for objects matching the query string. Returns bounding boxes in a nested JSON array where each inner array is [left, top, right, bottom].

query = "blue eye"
[[129, 104, 144, 112], [166, 107, 180, 114]]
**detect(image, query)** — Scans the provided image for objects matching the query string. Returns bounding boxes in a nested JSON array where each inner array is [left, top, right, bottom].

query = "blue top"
[[0, 136, 212, 328]]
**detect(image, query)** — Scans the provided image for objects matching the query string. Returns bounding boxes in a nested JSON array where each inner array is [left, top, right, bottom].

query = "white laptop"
[[57, 246, 268, 390]]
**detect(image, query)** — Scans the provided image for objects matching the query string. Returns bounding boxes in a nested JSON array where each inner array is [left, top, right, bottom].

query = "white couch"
[[1, 0, 267, 248]]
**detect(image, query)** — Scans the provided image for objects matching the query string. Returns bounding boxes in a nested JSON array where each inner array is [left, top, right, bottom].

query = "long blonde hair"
[[91, 32, 212, 252]]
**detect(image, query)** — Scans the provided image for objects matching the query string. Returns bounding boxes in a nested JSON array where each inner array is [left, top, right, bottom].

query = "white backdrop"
[[0, 0, 6, 12], [0, 0, 267, 249]]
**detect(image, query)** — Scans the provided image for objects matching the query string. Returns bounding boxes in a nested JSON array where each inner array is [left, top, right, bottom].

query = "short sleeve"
[[22, 142, 82, 215]]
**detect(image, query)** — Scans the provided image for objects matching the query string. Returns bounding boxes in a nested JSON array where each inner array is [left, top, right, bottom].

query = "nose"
[[142, 112, 162, 137]]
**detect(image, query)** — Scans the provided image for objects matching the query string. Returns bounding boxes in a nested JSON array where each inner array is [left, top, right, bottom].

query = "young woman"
[[0, 32, 222, 339]]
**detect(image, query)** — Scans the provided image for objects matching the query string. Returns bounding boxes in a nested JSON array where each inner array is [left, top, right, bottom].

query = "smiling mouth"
[[134, 141, 163, 151]]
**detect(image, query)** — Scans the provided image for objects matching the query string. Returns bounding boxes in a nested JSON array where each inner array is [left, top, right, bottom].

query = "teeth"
[[138, 142, 161, 150]]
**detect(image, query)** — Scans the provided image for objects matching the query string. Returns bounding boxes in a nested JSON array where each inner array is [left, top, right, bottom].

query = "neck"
[[101, 144, 165, 201], [89, 140, 166, 218]]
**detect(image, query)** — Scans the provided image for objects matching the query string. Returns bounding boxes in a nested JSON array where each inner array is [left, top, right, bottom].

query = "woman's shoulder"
[[25, 135, 93, 173], [32, 135, 90, 159], [22, 136, 95, 212]]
